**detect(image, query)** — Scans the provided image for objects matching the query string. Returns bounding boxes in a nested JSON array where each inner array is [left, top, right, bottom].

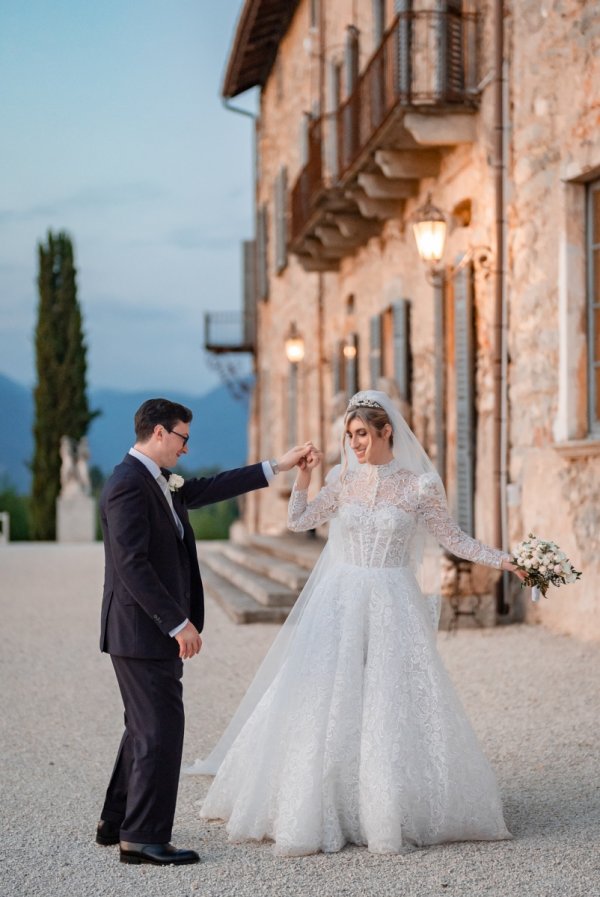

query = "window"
[[588, 180, 600, 433]]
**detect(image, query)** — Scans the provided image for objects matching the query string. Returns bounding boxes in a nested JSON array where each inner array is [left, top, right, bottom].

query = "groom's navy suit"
[[100, 453, 268, 843]]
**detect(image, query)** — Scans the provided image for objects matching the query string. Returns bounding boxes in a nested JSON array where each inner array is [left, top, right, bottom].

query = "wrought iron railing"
[[337, 9, 478, 178], [204, 311, 255, 354], [289, 8, 478, 244]]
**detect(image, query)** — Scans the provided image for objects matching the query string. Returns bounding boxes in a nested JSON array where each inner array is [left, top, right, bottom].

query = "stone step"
[[201, 546, 297, 608], [220, 542, 310, 591], [237, 532, 324, 571], [201, 564, 290, 624]]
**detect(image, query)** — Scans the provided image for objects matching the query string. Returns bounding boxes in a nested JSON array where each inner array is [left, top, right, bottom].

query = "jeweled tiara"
[[347, 393, 383, 410]]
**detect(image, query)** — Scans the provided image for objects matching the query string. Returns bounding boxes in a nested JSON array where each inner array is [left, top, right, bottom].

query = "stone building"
[[205, 0, 600, 640]]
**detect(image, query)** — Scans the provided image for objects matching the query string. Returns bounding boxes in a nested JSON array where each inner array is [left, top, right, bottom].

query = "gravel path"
[[1, 543, 599, 897]]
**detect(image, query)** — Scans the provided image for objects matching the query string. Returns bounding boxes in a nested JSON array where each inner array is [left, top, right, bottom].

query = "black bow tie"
[[160, 467, 171, 479]]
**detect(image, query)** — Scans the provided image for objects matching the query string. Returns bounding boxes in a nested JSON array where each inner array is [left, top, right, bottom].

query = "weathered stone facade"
[[219, 0, 600, 640]]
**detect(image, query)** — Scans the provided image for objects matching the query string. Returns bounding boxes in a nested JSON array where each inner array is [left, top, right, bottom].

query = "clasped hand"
[[275, 442, 322, 473]]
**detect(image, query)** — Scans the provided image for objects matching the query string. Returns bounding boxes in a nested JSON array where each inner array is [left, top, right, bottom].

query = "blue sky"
[[0, 0, 256, 394]]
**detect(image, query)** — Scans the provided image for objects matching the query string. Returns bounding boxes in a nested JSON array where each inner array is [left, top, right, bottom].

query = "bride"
[[189, 390, 524, 856]]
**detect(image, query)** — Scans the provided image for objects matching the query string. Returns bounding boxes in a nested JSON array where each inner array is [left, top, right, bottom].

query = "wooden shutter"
[[373, 0, 386, 46], [344, 25, 359, 94], [345, 333, 359, 397], [288, 364, 298, 445], [454, 261, 475, 535], [256, 204, 269, 301], [242, 239, 256, 348], [436, 0, 465, 100], [274, 167, 288, 274], [433, 278, 446, 479], [395, 0, 412, 99], [332, 339, 344, 395], [369, 314, 382, 388], [325, 62, 340, 180], [392, 299, 410, 402]]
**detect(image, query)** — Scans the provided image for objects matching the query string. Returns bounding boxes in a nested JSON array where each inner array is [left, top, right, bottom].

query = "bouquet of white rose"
[[511, 534, 582, 601]]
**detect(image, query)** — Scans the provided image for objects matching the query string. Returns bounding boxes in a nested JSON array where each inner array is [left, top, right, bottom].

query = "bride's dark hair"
[[344, 406, 394, 448]]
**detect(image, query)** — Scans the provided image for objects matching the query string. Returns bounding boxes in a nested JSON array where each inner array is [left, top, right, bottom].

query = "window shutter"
[[274, 167, 288, 274], [288, 364, 298, 445], [454, 261, 475, 536], [345, 333, 359, 397], [395, 0, 413, 99], [436, 0, 465, 100], [392, 299, 410, 402], [433, 277, 446, 480], [369, 314, 382, 387], [325, 62, 340, 180], [242, 239, 256, 348], [256, 204, 269, 301], [344, 25, 359, 94], [332, 339, 343, 395], [373, 0, 386, 46]]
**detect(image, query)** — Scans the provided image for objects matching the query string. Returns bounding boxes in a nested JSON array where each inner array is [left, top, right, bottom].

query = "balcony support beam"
[[357, 173, 418, 200], [335, 214, 380, 240], [345, 188, 404, 221], [374, 148, 442, 179], [403, 112, 477, 146]]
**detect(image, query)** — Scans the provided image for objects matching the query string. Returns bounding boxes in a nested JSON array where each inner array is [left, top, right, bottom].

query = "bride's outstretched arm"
[[417, 473, 512, 570], [287, 452, 340, 532]]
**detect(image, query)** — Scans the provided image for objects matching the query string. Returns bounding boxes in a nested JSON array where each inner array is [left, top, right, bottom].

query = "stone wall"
[[235, 0, 600, 639], [506, 0, 600, 639]]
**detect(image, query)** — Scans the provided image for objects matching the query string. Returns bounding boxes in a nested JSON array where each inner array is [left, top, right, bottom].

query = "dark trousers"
[[101, 655, 184, 843]]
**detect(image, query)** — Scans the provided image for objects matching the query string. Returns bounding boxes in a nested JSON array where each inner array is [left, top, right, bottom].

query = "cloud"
[[0, 181, 164, 223]]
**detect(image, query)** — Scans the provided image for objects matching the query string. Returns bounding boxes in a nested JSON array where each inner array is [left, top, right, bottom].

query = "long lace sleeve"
[[287, 467, 341, 532], [417, 473, 509, 569]]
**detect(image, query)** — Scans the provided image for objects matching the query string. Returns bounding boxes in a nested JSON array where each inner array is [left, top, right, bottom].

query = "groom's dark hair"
[[134, 398, 193, 443]]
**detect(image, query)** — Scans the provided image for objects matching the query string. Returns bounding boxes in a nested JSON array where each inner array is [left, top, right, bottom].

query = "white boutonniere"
[[167, 474, 185, 492]]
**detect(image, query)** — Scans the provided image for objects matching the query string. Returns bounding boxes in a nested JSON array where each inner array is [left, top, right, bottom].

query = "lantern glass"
[[412, 218, 447, 263], [285, 326, 305, 363]]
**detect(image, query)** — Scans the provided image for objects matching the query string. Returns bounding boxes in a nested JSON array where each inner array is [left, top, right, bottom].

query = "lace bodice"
[[288, 460, 508, 570]]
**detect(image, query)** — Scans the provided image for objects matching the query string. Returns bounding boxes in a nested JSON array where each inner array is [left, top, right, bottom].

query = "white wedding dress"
[[198, 460, 511, 855]]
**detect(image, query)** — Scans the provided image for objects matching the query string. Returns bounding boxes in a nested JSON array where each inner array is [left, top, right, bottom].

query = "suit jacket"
[[99, 453, 268, 659]]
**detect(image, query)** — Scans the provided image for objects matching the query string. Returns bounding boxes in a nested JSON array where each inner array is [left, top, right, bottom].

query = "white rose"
[[566, 573, 577, 583], [539, 565, 547, 574], [553, 564, 563, 574], [524, 559, 533, 568], [167, 474, 185, 492]]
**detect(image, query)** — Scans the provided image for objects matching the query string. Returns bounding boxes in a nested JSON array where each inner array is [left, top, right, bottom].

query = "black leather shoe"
[[96, 819, 120, 846], [119, 841, 200, 865]]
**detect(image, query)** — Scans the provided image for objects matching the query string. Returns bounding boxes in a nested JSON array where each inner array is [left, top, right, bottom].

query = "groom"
[[96, 397, 310, 865]]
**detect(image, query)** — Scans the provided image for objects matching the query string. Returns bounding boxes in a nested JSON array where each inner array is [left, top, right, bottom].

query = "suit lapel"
[[122, 454, 184, 540]]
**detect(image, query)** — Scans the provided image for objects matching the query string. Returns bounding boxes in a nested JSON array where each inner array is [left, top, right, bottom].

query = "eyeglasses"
[[166, 428, 190, 447]]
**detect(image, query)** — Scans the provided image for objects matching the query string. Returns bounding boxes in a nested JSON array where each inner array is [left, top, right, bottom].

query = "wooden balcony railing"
[[290, 117, 324, 244], [337, 8, 478, 178]]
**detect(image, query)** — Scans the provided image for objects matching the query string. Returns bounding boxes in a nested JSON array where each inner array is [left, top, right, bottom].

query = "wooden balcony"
[[290, 8, 479, 271]]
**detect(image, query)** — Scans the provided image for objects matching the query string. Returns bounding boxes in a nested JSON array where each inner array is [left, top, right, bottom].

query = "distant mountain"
[[0, 373, 250, 494]]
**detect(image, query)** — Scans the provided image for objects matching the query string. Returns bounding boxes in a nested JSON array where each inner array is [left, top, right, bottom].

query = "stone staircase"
[[200, 531, 324, 624]]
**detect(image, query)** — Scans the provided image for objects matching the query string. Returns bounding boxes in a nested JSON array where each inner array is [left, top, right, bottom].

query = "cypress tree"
[[31, 231, 97, 540]]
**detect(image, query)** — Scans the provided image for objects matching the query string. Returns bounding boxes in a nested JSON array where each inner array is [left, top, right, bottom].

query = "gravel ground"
[[1, 543, 599, 897]]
